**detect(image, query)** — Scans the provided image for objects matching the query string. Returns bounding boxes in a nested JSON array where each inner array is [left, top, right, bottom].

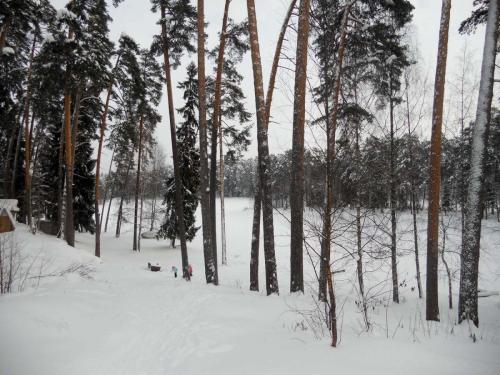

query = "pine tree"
[[207, 17, 251, 265], [250, 0, 297, 292], [246, 0, 279, 295], [197, 0, 217, 284], [151, 0, 197, 279], [289, 0, 311, 294], [426, 0, 451, 322], [158, 62, 200, 246], [132, 48, 163, 252]]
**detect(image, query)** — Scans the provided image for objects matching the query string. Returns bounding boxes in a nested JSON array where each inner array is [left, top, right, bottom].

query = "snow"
[[1, 47, 15, 55], [43, 33, 55, 44], [0, 198, 499, 374], [0, 199, 19, 211], [56, 8, 77, 20], [386, 54, 397, 65]]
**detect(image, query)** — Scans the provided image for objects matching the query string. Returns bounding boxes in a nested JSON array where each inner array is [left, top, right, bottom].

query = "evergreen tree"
[[158, 62, 200, 246]]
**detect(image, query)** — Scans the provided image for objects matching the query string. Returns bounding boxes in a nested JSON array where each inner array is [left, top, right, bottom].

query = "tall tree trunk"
[[70, 90, 81, 165], [459, 0, 499, 327], [289, 0, 310, 294], [133, 114, 144, 252], [63, 88, 75, 246], [139, 176, 145, 252], [219, 123, 227, 265], [104, 177, 116, 233], [57, 120, 65, 237], [247, 0, 279, 295], [23, 36, 36, 231], [426, 0, 451, 322], [95, 60, 119, 257], [354, 88, 367, 327], [250, 171, 261, 291], [197, 0, 217, 284], [11, 111, 24, 199], [100, 149, 115, 233], [405, 76, 423, 299], [210, 0, 231, 269], [160, 4, 190, 280], [249, 0, 297, 292], [4, 112, 20, 197], [440, 217, 453, 309], [321, 0, 353, 346], [116, 161, 132, 238], [389, 91, 399, 304]]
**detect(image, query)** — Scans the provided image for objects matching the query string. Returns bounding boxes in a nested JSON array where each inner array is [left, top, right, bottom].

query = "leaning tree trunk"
[[289, 0, 310, 294], [249, 0, 297, 292], [100, 149, 115, 233], [95, 58, 120, 257], [197, 0, 217, 284], [133, 114, 145, 252], [160, 5, 190, 280], [426, 0, 451, 322], [247, 0, 279, 295], [210, 0, 231, 269], [321, 0, 353, 347], [459, 0, 499, 327]]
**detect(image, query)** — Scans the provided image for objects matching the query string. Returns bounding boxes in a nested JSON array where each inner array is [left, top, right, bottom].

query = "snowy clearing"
[[1, 198, 499, 375]]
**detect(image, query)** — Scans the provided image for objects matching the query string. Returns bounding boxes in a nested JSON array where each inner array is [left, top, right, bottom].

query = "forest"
[[0, 0, 499, 374]]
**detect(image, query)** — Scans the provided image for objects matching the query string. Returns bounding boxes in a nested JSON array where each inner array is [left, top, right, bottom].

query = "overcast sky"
[[50, 0, 487, 166]]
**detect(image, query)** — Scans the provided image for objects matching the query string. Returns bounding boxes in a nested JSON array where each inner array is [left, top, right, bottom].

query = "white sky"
[[50, 0, 487, 167]]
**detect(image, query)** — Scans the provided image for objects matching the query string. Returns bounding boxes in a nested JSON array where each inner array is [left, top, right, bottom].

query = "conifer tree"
[[426, 0, 451, 321], [151, 0, 197, 279], [158, 62, 200, 247]]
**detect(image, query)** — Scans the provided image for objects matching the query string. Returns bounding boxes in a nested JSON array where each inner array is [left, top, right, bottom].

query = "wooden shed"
[[0, 199, 18, 233]]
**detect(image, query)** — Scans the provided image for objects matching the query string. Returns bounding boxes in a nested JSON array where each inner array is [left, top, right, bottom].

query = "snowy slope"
[[0, 198, 499, 375]]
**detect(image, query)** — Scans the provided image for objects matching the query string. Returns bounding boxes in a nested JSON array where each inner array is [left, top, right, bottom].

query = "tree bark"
[[63, 88, 75, 246], [116, 161, 132, 238], [321, 0, 354, 345], [133, 114, 144, 252], [210, 0, 231, 269], [23, 36, 37, 231], [247, 0, 279, 295], [426, 0, 451, 322], [389, 91, 399, 304], [289, 0, 310, 294], [249, 0, 297, 292], [459, 0, 499, 327], [405, 76, 423, 299], [95, 58, 120, 257], [197, 0, 217, 284], [160, 4, 190, 280], [250, 171, 261, 291], [219, 121, 227, 265], [101, 149, 115, 233]]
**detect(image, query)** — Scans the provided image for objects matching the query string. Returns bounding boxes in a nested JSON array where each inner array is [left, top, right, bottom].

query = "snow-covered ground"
[[1, 198, 499, 375]]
